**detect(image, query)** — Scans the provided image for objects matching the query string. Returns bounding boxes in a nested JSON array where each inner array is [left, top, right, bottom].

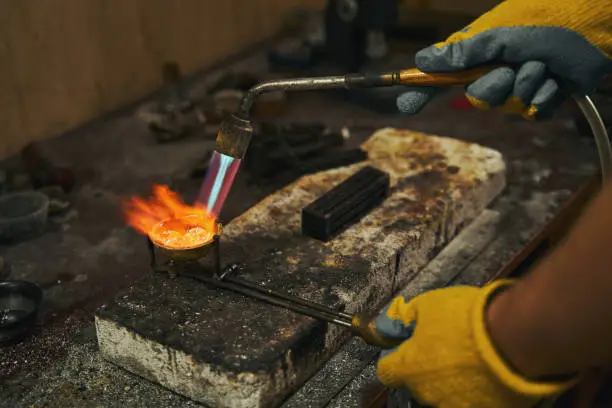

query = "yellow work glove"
[[375, 280, 577, 408], [397, 0, 612, 120]]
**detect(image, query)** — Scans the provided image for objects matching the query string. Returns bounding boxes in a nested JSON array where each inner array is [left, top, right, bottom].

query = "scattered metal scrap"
[[142, 62, 207, 144], [244, 122, 367, 182], [140, 64, 288, 143]]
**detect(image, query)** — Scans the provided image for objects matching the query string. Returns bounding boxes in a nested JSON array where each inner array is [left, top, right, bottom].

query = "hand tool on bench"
[[179, 266, 403, 349]]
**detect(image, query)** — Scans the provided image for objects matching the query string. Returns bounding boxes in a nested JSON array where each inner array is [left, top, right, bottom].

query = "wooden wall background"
[[0, 0, 498, 159], [0, 0, 325, 159]]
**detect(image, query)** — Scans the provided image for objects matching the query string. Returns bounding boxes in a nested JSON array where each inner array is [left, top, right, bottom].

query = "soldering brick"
[[95, 128, 506, 408]]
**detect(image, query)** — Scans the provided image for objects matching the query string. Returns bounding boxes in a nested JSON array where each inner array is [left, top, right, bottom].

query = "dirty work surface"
[[0, 36, 601, 407], [96, 128, 505, 408]]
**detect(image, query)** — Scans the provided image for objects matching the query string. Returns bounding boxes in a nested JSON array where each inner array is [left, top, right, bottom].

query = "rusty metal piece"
[[140, 62, 207, 144], [302, 166, 390, 242], [244, 123, 352, 179]]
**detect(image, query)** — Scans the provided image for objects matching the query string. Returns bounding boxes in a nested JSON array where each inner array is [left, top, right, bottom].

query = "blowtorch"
[[199, 66, 612, 349], [214, 66, 508, 160], [200, 67, 504, 214], [213, 67, 611, 178]]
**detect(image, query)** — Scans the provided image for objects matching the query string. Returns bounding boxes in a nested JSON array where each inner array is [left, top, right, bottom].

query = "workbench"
[[0, 35, 602, 408]]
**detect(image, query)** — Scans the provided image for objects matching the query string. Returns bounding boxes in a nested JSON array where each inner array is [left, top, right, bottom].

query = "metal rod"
[[572, 94, 612, 183], [238, 76, 348, 116], [181, 270, 353, 328], [222, 275, 354, 320], [203, 233, 353, 323], [206, 235, 354, 322]]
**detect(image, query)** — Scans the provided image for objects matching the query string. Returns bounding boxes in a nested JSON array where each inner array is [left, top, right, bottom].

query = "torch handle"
[[396, 65, 503, 87]]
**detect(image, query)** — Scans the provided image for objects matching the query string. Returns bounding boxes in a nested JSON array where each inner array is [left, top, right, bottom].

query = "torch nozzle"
[[213, 114, 254, 160]]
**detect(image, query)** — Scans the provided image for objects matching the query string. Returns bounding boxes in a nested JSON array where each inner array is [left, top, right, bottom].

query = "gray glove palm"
[[396, 0, 612, 119]]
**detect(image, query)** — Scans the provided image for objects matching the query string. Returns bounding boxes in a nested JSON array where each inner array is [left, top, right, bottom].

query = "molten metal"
[[123, 185, 217, 250]]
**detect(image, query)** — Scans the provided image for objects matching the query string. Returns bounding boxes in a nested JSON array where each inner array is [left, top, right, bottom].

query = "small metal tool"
[[179, 267, 403, 349]]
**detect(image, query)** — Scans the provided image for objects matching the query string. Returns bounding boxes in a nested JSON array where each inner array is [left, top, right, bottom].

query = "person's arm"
[[373, 0, 612, 405], [488, 180, 612, 379], [373, 185, 612, 407]]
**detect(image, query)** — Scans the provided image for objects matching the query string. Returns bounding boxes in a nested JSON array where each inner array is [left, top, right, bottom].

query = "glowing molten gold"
[[123, 185, 217, 250]]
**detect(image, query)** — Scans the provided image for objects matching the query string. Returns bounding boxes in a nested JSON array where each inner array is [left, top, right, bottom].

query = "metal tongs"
[[180, 264, 403, 349], [148, 233, 400, 349]]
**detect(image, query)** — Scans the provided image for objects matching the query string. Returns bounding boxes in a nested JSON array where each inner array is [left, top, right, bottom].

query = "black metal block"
[[302, 166, 390, 242]]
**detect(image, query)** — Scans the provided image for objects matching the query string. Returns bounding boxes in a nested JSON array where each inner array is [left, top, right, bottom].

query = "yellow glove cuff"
[[473, 280, 578, 398]]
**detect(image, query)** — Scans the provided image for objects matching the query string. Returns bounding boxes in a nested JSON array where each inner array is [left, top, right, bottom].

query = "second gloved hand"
[[375, 280, 577, 408], [397, 0, 612, 119]]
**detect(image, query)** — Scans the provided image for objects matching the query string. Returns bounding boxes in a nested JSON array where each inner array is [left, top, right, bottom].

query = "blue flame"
[[205, 151, 235, 211]]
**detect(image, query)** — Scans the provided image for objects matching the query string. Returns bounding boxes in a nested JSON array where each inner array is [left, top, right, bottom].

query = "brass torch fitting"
[[214, 114, 254, 159]]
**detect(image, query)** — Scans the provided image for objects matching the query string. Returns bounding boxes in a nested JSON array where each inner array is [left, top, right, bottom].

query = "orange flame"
[[123, 185, 218, 250]]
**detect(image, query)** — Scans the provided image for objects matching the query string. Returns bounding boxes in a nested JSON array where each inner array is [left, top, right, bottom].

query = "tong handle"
[[351, 314, 405, 349], [397, 65, 503, 87]]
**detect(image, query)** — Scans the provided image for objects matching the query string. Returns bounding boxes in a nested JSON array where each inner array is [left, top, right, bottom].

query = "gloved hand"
[[398, 0, 612, 120], [375, 280, 577, 408]]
